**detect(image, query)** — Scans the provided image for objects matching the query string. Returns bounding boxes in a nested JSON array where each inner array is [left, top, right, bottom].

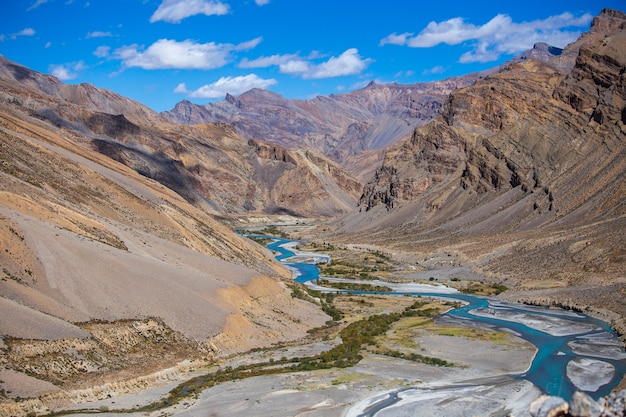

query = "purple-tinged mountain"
[[0, 56, 361, 219], [163, 41, 569, 182], [163, 75, 489, 181]]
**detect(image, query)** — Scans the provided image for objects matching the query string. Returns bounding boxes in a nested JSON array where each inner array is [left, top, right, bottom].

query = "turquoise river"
[[261, 236, 626, 402]]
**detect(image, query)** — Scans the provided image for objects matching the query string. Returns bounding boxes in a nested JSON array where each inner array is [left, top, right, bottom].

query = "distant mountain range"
[[161, 41, 576, 183], [163, 72, 493, 181]]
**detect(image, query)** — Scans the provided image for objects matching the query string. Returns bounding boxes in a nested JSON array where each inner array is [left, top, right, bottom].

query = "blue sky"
[[1, 1, 622, 112]]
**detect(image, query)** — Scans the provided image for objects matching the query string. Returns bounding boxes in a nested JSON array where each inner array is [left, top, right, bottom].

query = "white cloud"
[[379, 32, 413, 46], [150, 0, 229, 23], [395, 69, 416, 78], [239, 53, 299, 68], [233, 36, 263, 51], [308, 48, 370, 79], [174, 82, 188, 93], [279, 59, 311, 75], [184, 74, 277, 98], [11, 28, 36, 39], [246, 48, 371, 79], [381, 12, 593, 63], [459, 41, 501, 63], [27, 0, 48, 11], [255, 0, 270, 5], [17, 28, 36, 36], [113, 38, 259, 70], [49, 61, 86, 81], [93, 45, 110, 58], [422, 65, 446, 75], [86, 31, 113, 38]]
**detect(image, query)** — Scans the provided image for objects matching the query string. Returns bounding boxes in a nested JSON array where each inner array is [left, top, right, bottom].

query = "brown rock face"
[[554, 29, 626, 126], [249, 138, 297, 164], [346, 9, 626, 325], [359, 9, 626, 215]]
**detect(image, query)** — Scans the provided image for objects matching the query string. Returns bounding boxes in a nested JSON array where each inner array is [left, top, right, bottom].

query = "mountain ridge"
[[162, 41, 571, 182], [333, 8, 626, 335], [0, 56, 361, 218], [162, 71, 494, 181]]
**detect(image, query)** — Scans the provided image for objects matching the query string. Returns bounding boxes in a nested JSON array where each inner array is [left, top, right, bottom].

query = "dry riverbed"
[[56, 292, 539, 417]]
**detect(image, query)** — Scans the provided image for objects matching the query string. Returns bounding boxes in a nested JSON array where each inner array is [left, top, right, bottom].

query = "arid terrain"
[[327, 8, 626, 337], [0, 7, 625, 417]]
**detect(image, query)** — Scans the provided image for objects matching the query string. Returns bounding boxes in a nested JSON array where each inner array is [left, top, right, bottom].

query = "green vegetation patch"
[[257, 225, 289, 238], [300, 243, 395, 281], [317, 279, 392, 292], [290, 284, 343, 322], [369, 301, 456, 367], [247, 235, 273, 246], [378, 349, 454, 367], [459, 282, 508, 296], [427, 324, 520, 346]]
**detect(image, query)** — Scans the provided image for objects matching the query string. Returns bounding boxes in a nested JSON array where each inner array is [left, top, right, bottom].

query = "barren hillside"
[[0, 88, 329, 408]]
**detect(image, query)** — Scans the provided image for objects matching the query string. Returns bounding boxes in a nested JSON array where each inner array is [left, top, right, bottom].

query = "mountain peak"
[[532, 42, 563, 56], [225, 92, 237, 104], [592, 8, 626, 32]]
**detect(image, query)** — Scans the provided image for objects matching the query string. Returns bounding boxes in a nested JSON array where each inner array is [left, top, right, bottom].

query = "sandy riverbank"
[[57, 318, 538, 417]]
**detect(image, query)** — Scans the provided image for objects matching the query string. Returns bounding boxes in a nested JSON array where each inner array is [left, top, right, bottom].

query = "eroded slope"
[[336, 9, 626, 333], [0, 100, 329, 410]]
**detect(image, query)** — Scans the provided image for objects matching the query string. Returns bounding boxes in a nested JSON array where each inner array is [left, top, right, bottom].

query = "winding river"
[[262, 236, 626, 402]]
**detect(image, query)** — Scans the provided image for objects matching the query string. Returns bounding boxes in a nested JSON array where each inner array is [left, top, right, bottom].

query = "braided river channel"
[[262, 236, 626, 402]]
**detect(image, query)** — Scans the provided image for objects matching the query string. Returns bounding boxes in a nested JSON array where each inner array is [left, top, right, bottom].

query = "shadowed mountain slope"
[[0, 56, 361, 219], [0, 59, 331, 408]]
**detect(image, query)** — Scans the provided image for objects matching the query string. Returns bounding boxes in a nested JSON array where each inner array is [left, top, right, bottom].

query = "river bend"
[[263, 236, 626, 401]]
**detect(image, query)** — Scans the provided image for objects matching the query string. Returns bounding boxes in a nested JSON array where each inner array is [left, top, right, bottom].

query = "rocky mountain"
[[0, 7, 624, 414], [163, 74, 489, 181], [0, 56, 361, 219], [335, 8, 626, 334], [0, 56, 163, 128]]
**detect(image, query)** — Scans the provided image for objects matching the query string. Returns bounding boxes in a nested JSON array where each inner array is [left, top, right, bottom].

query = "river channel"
[[263, 236, 626, 402]]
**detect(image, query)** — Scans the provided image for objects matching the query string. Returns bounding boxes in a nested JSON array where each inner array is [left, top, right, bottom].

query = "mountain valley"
[[0, 7, 625, 417], [332, 8, 626, 336]]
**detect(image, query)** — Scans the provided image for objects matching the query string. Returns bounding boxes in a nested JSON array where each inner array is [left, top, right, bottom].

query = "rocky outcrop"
[[553, 28, 626, 127], [249, 138, 296, 164], [340, 9, 626, 323], [529, 390, 626, 417], [359, 119, 468, 211]]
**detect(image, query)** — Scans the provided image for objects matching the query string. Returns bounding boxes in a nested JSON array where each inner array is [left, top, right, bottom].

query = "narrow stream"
[[263, 236, 626, 401]]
